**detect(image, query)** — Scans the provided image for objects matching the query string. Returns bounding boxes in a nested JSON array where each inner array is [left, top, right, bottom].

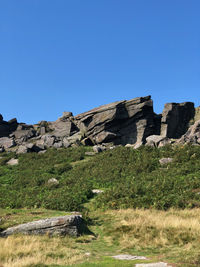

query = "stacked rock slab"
[[0, 97, 198, 151], [74, 96, 156, 145], [0, 115, 18, 138]]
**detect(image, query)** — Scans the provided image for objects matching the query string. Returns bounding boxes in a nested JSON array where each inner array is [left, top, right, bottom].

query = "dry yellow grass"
[[105, 208, 200, 249], [0, 235, 85, 267]]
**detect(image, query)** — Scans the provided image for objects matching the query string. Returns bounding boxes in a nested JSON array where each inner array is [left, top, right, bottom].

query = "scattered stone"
[[7, 158, 19, 166], [0, 215, 83, 237], [47, 178, 59, 187], [85, 152, 96, 156], [112, 254, 147, 260], [85, 252, 91, 256], [93, 145, 103, 153], [38, 150, 47, 154], [92, 189, 104, 194], [135, 262, 172, 267], [159, 157, 173, 165]]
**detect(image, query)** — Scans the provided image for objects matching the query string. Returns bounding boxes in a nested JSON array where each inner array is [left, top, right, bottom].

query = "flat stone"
[[135, 262, 172, 267], [92, 189, 104, 194], [159, 158, 173, 165], [0, 215, 83, 237], [7, 158, 19, 165], [85, 152, 96, 156], [112, 254, 147, 260]]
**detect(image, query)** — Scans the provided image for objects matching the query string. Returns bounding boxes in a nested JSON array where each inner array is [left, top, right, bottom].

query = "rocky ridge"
[[0, 95, 199, 153]]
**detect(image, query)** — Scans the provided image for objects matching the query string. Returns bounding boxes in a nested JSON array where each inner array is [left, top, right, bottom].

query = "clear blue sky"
[[0, 0, 200, 124]]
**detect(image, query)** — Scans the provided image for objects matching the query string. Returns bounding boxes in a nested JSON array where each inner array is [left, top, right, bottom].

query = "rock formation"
[[0, 96, 199, 152], [0, 215, 83, 237]]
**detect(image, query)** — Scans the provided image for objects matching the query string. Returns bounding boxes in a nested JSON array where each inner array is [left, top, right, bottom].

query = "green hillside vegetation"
[[0, 144, 200, 211], [1, 144, 200, 266]]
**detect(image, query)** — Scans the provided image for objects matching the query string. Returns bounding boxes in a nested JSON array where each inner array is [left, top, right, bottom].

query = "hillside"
[[0, 145, 200, 211], [1, 96, 200, 266], [0, 145, 200, 266]]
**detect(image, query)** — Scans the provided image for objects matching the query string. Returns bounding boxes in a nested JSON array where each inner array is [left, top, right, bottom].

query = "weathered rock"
[[112, 254, 147, 260], [92, 189, 104, 194], [93, 145, 103, 153], [160, 102, 195, 138], [63, 137, 71, 148], [177, 120, 200, 145], [146, 135, 171, 147], [0, 137, 15, 149], [53, 142, 63, 148], [75, 96, 157, 145], [16, 145, 29, 154], [159, 157, 173, 165], [67, 132, 82, 145], [0, 117, 18, 137], [41, 135, 56, 147], [48, 115, 78, 138], [13, 128, 36, 143], [47, 178, 59, 187], [38, 150, 47, 154], [61, 111, 73, 118], [85, 151, 96, 156], [7, 158, 19, 165], [0, 215, 83, 237], [136, 263, 172, 267], [0, 97, 197, 149], [17, 143, 44, 154]]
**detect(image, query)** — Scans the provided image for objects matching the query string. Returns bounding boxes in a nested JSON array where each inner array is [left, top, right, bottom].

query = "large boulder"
[[13, 124, 36, 144], [47, 112, 78, 138], [160, 102, 195, 138], [0, 117, 18, 137], [74, 96, 157, 145], [0, 215, 83, 237], [146, 135, 171, 147], [0, 137, 15, 149]]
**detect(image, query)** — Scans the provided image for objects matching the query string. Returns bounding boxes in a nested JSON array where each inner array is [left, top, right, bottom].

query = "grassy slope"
[[1, 145, 200, 266], [1, 144, 200, 211], [1, 208, 200, 266]]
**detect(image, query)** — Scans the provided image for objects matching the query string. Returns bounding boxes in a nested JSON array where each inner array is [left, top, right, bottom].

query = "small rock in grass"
[[92, 189, 104, 194], [85, 252, 91, 256], [112, 254, 147, 260], [47, 178, 59, 187], [93, 145, 103, 153], [159, 157, 173, 165], [7, 158, 19, 166], [85, 152, 96, 156], [38, 150, 47, 154], [135, 262, 172, 267]]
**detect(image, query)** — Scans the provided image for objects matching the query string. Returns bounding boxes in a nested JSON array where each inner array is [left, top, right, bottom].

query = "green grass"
[[1, 144, 200, 211], [1, 207, 200, 266]]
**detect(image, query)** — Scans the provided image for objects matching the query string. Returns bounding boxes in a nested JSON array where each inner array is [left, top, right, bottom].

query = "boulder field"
[[0, 95, 199, 153]]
